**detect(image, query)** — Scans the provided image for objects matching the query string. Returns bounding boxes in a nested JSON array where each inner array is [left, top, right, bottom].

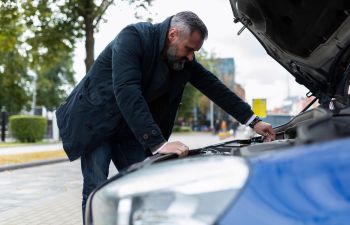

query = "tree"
[[62, 0, 153, 72], [196, 50, 220, 117], [0, 1, 30, 113], [26, 0, 155, 109], [177, 49, 220, 122], [0, 0, 154, 113], [21, 0, 78, 110]]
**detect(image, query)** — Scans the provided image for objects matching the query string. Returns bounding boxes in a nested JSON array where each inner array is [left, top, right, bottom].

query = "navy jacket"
[[56, 17, 254, 161]]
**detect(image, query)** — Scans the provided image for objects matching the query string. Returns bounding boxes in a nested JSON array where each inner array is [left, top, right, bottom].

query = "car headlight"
[[91, 156, 249, 225]]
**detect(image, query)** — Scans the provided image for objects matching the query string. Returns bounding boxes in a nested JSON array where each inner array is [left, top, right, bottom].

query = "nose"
[[186, 52, 194, 61]]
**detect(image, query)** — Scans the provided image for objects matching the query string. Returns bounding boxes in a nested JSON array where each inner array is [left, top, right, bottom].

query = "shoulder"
[[128, 22, 156, 39], [116, 22, 156, 46]]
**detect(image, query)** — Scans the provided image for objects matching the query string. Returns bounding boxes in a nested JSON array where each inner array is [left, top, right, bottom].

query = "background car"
[[86, 0, 350, 224]]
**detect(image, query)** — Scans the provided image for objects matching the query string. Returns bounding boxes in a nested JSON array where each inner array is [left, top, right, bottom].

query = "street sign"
[[252, 98, 267, 118]]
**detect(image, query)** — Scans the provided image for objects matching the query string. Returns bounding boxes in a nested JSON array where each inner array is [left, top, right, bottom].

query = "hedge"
[[172, 125, 192, 133], [9, 115, 48, 143]]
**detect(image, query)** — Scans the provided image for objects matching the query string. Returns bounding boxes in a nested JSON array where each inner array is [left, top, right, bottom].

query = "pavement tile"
[[0, 190, 82, 225]]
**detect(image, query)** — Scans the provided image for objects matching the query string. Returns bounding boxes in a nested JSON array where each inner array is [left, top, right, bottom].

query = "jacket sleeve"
[[112, 26, 166, 152], [188, 60, 254, 124]]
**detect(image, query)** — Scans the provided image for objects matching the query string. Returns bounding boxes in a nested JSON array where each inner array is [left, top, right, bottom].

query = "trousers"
[[80, 135, 152, 224]]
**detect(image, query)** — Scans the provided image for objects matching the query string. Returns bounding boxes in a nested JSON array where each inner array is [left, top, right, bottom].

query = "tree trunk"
[[84, 17, 95, 73]]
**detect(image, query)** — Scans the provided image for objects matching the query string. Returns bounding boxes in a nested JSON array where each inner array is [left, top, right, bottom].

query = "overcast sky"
[[73, 0, 309, 110]]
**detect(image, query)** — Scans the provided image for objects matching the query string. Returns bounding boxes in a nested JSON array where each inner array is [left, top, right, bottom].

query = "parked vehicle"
[[86, 0, 350, 224]]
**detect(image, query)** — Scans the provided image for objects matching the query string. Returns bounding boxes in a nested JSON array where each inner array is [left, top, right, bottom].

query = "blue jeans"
[[81, 136, 151, 224]]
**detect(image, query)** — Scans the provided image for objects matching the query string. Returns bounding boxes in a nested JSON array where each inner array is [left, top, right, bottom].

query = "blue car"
[[86, 0, 350, 224]]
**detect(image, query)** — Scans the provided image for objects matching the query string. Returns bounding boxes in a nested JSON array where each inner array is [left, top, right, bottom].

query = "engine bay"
[[189, 107, 350, 157]]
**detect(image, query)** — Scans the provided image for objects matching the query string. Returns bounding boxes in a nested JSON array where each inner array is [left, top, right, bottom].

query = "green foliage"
[[0, 0, 154, 113], [177, 84, 199, 118], [0, 1, 31, 113], [22, 0, 77, 110], [9, 115, 48, 143], [0, 0, 77, 113], [172, 125, 192, 133], [177, 49, 220, 120]]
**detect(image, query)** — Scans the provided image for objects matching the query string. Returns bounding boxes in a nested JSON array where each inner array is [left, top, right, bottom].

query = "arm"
[[188, 60, 275, 140], [188, 60, 254, 124], [112, 26, 165, 152]]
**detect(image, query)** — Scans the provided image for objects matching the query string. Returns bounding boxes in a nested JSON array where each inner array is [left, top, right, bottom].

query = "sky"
[[73, 0, 309, 110]]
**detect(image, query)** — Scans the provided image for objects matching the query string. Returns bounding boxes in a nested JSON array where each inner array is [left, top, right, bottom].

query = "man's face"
[[166, 28, 204, 70]]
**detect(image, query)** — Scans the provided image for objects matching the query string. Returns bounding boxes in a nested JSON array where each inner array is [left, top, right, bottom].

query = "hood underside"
[[230, 0, 350, 104]]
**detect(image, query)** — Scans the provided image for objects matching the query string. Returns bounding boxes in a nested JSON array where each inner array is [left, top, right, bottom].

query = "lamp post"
[[29, 70, 37, 115], [1, 106, 7, 142], [208, 61, 215, 131]]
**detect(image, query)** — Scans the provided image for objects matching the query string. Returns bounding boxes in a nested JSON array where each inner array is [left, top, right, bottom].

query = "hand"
[[253, 121, 276, 142], [158, 141, 189, 158]]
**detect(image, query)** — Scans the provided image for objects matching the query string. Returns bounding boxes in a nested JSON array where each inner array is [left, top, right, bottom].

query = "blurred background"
[[0, 0, 317, 142]]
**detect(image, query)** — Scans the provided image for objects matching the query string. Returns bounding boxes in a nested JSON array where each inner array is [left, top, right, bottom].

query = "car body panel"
[[217, 138, 350, 225]]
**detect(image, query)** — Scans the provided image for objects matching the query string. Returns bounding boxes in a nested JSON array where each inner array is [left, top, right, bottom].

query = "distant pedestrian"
[[214, 119, 221, 134]]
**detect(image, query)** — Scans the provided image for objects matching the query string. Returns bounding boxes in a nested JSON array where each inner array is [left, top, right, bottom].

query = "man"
[[56, 11, 276, 222]]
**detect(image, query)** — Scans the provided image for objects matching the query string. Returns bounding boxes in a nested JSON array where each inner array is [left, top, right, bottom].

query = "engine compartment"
[[193, 107, 350, 157], [126, 107, 350, 172]]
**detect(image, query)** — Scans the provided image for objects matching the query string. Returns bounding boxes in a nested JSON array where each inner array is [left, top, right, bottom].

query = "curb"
[[0, 158, 69, 172]]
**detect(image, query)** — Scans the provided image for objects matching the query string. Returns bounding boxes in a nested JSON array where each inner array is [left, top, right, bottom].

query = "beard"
[[166, 44, 187, 71]]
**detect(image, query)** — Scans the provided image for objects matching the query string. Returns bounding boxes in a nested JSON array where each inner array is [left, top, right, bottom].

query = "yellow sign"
[[252, 99, 267, 118]]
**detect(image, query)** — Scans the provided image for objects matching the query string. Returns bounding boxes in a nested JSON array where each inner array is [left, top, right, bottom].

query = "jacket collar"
[[157, 16, 173, 55]]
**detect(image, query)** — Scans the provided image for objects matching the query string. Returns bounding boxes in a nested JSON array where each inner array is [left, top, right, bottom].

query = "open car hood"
[[230, 0, 350, 106]]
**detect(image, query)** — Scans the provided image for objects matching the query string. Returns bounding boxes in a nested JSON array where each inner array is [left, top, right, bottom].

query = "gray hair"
[[170, 11, 208, 40]]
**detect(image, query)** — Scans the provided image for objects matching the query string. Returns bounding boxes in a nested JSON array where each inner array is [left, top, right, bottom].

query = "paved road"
[[0, 132, 247, 225]]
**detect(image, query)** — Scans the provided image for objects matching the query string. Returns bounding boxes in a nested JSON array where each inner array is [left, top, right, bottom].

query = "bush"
[[180, 126, 192, 132], [172, 125, 181, 132], [9, 115, 48, 143], [172, 125, 192, 133]]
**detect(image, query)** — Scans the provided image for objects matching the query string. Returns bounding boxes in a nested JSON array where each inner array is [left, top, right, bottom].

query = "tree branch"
[[93, 0, 114, 28]]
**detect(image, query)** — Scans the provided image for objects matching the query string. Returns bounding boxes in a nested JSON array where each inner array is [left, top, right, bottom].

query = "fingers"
[[177, 144, 189, 157], [268, 127, 276, 140], [263, 127, 276, 141], [254, 122, 276, 142], [158, 141, 189, 157]]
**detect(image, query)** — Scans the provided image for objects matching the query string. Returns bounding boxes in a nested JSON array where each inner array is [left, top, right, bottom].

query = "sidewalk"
[[0, 132, 249, 225], [0, 160, 85, 225], [0, 189, 82, 225], [0, 143, 63, 155]]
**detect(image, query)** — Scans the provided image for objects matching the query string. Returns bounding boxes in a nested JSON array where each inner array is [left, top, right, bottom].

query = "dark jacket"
[[56, 17, 254, 161]]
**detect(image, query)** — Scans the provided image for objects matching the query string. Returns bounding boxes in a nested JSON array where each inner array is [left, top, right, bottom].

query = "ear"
[[168, 27, 177, 43]]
